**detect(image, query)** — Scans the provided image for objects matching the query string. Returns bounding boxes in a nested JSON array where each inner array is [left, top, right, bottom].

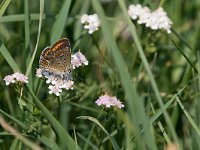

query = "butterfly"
[[39, 38, 71, 78]]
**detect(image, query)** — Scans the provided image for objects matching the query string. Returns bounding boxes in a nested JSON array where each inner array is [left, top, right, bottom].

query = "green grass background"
[[0, 0, 200, 149]]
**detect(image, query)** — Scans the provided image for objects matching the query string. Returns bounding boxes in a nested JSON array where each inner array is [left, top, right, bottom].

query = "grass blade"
[[170, 38, 198, 73], [0, 109, 60, 150], [26, 85, 80, 150], [25, 0, 44, 76], [150, 86, 186, 123], [24, 0, 30, 50], [0, 115, 42, 150], [175, 95, 200, 138], [118, 0, 180, 148], [0, 0, 11, 17], [0, 42, 20, 71], [50, 0, 72, 44], [172, 28, 193, 50], [77, 116, 120, 150], [0, 14, 46, 22], [92, 1, 157, 149]]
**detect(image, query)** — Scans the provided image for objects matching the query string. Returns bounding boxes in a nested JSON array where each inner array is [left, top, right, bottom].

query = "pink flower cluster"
[[95, 94, 124, 109], [36, 52, 88, 96], [4, 72, 28, 85], [71, 51, 88, 69]]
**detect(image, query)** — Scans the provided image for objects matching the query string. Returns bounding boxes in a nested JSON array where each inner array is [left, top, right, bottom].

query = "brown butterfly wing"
[[49, 47, 71, 73], [39, 38, 71, 73], [39, 47, 51, 69]]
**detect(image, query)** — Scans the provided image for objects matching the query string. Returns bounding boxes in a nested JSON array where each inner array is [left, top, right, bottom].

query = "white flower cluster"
[[4, 72, 28, 85], [95, 93, 124, 109], [128, 4, 173, 33], [36, 68, 74, 96], [36, 52, 88, 96], [80, 14, 101, 34]]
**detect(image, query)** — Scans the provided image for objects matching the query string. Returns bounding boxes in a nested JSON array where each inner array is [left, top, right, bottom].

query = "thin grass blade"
[[24, 0, 30, 50], [77, 116, 120, 150], [175, 95, 200, 138], [25, 0, 44, 76]]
